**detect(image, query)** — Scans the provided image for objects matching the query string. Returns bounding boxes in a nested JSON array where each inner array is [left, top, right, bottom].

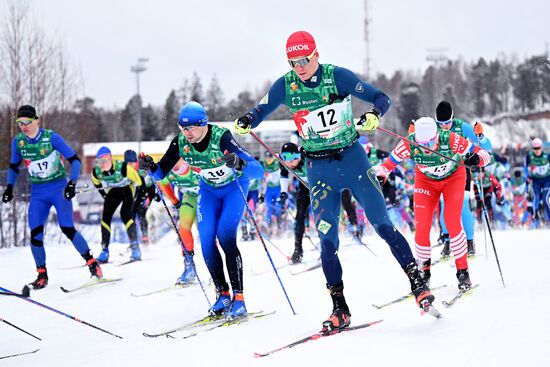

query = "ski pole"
[[473, 174, 506, 288], [0, 316, 42, 341], [0, 286, 123, 339], [146, 171, 211, 308], [249, 131, 309, 189], [231, 168, 297, 315], [475, 135, 489, 260]]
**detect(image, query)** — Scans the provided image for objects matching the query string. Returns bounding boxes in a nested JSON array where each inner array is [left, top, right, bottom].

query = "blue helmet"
[[178, 101, 208, 127], [96, 146, 111, 158]]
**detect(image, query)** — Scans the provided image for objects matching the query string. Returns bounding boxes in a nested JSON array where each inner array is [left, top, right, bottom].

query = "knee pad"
[[30, 225, 44, 247], [60, 226, 77, 240]]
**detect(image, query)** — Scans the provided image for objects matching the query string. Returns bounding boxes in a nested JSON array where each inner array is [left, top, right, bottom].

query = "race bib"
[[28, 151, 60, 178], [266, 171, 281, 184], [419, 161, 455, 178], [295, 96, 353, 140], [200, 165, 234, 184], [531, 163, 549, 176]]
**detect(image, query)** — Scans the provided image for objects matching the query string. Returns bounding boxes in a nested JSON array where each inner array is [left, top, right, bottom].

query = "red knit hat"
[[286, 31, 317, 59]]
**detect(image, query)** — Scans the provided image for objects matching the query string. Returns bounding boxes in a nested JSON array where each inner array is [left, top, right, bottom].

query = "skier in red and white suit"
[[376, 117, 491, 291]]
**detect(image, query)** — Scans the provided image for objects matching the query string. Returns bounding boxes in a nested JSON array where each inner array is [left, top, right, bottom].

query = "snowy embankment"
[[1, 227, 549, 367]]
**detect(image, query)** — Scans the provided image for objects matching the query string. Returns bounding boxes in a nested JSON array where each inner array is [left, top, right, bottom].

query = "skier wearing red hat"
[[376, 117, 492, 291], [233, 31, 435, 331]]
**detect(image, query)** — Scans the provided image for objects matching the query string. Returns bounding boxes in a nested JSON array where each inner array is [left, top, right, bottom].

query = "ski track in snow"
[[1, 227, 549, 366]]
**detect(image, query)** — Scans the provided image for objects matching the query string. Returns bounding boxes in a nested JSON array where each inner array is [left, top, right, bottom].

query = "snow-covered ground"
[[1, 226, 549, 367]]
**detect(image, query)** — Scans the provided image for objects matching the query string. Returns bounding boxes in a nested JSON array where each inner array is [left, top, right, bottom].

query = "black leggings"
[[101, 186, 137, 246]]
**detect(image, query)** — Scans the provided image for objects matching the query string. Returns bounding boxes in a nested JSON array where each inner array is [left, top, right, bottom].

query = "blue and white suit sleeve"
[[220, 132, 264, 179], [51, 132, 81, 181], [7, 138, 22, 185]]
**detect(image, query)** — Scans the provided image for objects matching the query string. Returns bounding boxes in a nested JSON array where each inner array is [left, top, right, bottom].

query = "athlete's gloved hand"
[[64, 180, 77, 200], [222, 152, 246, 170], [464, 152, 480, 172], [138, 154, 157, 172], [277, 192, 288, 207], [357, 109, 380, 132], [496, 196, 505, 206], [174, 201, 182, 209], [258, 194, 265, 204], [474, 121, 484, 138], [154, 193, 161, 202], [375, 166, 390, 187], [234, 115, 252, 135], [98, 189, 107, 200], [2, 185, 13, 203]]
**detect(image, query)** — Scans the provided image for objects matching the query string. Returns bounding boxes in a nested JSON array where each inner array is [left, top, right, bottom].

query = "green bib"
[[528, 151, 550, 179], [94, 160, 132, 188], [284, 64, 357, 152], [16, 129, 66, 184], [178, 125, 241, 188], [368, 147, 381, 166], [510, 176, 526, 196], [262, 159, 280, 188], [409, 130, 461, 180], [163, 167, 200, 195]]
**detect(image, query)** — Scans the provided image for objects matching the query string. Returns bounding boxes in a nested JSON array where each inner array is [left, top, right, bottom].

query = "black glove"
[[154, 193, 161, 202], [496, 197, 505, 206], [98, 189, 107, 200], [64, 180, 76, 200], [464, 152, 480, 172], [258, 194, 265, 204], [277, 192, 288, 207], [2, 185, 13, 203], [139, 154, 157, 171], [376, 176, 387, 187], [221, 152, 246, 170], [234, 115, 252, 135]]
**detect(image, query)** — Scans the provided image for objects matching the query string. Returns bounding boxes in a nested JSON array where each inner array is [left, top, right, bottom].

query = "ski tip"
[[253, 352, 267, 358], [60, 286, 71, 293], [21, 285, 30, 297], [371, 304, 382, 309]]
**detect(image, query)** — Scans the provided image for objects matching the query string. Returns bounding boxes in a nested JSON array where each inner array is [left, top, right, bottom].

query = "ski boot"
[[208, 288, 231, 316], [418, 259, 431, 288], [457, 268, 472, 292], [130, 243, 141, 261], [467, 240, 476, 256], [87, 258, 103, 279], [321, 282, 351, 333], [176, 255, 197, 285], [440, 234, 451, 259], [29, 266, 48, 290], [290, 245, 303, 264], [96, 244, 109, 263], [405, 262, 434, 311], [226, 291, 247, 320]]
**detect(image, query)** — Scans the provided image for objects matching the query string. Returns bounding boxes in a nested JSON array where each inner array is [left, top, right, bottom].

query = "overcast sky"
[[22, 0, 550, 108]]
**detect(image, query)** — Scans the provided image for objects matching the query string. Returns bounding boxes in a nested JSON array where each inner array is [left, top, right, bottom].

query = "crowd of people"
[[3, 30, 549, 333]]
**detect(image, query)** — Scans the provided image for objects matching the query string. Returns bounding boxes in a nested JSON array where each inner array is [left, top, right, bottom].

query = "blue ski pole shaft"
[[147, 172, 211, 308], [232, 169, 296, 315], [0, 316, 42, 341], [0, 286, 123, 339]]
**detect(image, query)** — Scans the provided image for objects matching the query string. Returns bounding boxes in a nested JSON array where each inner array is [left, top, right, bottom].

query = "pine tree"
[[205, 74, 225, 121]]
